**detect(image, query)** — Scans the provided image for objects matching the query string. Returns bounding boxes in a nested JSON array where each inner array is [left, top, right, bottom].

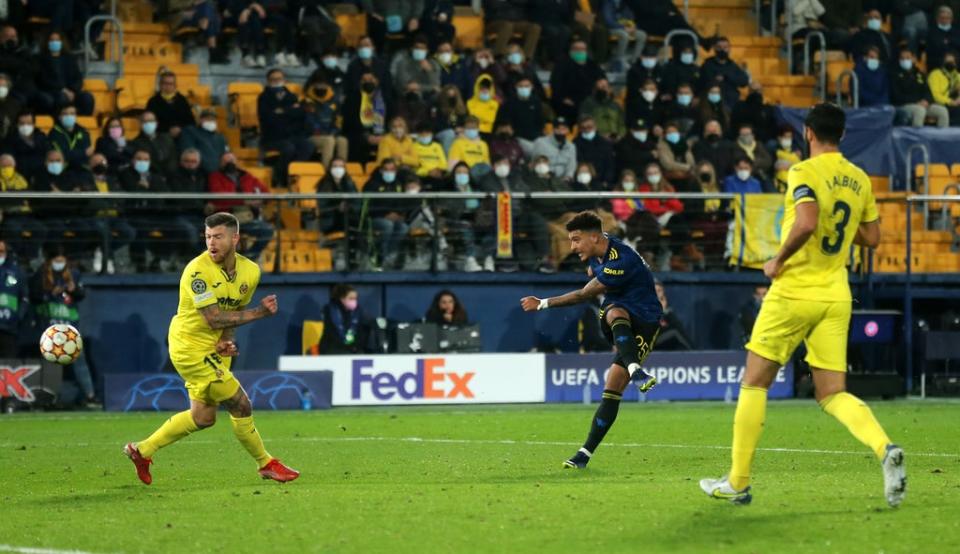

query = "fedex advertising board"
[[279, 353, 545, 406]]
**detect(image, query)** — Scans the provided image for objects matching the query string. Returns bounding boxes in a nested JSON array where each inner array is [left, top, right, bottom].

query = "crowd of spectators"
[[3, 2, 960, 275]]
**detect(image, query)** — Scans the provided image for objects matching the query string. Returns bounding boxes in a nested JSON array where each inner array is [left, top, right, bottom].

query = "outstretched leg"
[[125, 399, 216, 485], [564, 362, 631, 469], [222, 385, 300, 482]]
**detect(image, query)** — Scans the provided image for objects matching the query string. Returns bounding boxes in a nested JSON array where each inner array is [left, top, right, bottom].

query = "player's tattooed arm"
[[199, 295, 279, 329], [521, 279, 607, 311]]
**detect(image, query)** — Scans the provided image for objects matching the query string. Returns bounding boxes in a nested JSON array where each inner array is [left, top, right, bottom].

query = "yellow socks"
[[138, 410, 199, 458], [230, 415, 272, 468], [729, 385, 768, 491], [820, 392, 891, 460]]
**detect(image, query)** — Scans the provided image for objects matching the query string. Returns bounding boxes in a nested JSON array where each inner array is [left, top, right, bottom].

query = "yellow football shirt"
[[448, 137, 490, 168], [771, 152, 878, 302], [414, 141, 447, 177], [168, 251, 260, 373]]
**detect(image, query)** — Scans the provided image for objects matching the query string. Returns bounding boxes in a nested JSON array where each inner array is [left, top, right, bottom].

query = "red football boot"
[[123, 443, 153, 485], [258, 458, 300, 482]]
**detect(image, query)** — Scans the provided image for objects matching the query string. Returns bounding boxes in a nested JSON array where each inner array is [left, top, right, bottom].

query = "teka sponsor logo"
[[352, 357, 475, 400]]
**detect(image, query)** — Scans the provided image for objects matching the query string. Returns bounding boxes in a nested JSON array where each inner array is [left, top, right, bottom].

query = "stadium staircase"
[[81, 0, 955, 274]]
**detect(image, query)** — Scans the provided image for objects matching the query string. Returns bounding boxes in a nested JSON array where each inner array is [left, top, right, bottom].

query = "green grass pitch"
[[1, 401, 958, 553]]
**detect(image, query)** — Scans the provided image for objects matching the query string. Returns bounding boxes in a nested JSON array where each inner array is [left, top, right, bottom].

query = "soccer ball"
[[39, 324, 83, 365]]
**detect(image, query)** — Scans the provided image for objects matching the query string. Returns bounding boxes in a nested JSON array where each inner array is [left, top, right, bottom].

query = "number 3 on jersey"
[[821, 200, 851, 255]]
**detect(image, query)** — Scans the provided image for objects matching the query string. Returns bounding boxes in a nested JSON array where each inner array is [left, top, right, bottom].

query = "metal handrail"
[[85, 15, 123, 76], [803, 30, 827, 100], [905, 143, 931, 228], [0, 191, 741, 201], [937, 184, 960, 225], [661, 30, 700, 63], [835, 69, 858, 108], [683, 0, 689, 19]]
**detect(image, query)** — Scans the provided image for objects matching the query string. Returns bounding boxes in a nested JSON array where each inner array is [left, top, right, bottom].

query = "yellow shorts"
[[746, 294, 851, 372], [173, 352, 240, 405]]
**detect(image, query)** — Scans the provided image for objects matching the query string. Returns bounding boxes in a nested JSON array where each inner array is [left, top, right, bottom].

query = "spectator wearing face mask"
[[0, 238, 28, 357], [466, 48, 498, 100], [849, 8, 893, 61], [730, 81, 778, 146], [574, 115, 615, 187], [722, 156, 765, 194], [48, 104, 92, 171], [692, 119, 736, 178], [171, 148, 209, 217], [362, 0, 425, 56], [0, 153, 45, 261], [626, 78, 667, 134], [391, 35, 441, 97], [579, 78, 625, 141], [466, 75, 500, 136], [206, 152, 273, 262], [626, 45, 664, 103], [394, 82, 431, 140], [365, 158, 409, 269], [319, 284, 370, 354], [447, 115, 491, 170], [343, 72, 390, 163], [178, 108, 228, 174], [484, 0, 541, 61], [773, 126, 802, 193], [295, 0, 341, 67], [432, 84, 467, 154], [3, 111, 50, 182], [525, 155, 577, 265], [496, 42, 546, 102], [316, 156, 359, 236], [306, 49, 347, 104], [660, 46, 700, 100], [638, 162, 702, 271], [732, 123, 772, 185], [377, 116, 419, 171], [94, 117, 133, 171], [441, 162, 483, 271], [77, 152, 135, 274], [33, 31, 95, 116], [656, 121, 694, 182], [531, 116, 577, 180], [615, 118, 658, 177], [550, 39, 606, 122], [663, 83, 698, 137], [258, 68, 315, 184], [891, 49, 949, 128], [690, 160, 728, 270], [855, 45, 891, 107], [345, 37, 393, 103], [146, 71, 196, 138], [697, 84, 730, 134], [130, 111, 177, 178], [413, 122, 448, 189], [610, 168, 658, 256], [928, 51, 960, 125], [434, 41, 472, 97], [421, 0, 456, 50], [496, 77, 547, 149], [699, 37, 749, 108], [927, 6, 960, 70]]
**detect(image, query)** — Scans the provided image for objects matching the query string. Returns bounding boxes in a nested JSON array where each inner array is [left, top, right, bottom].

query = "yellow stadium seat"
[[120, 117, 141, 139], [83, 79, 113, 118], [77, 116, 97, 131], [289, 162, 325, 209], [35, 115, 54, 133], [453, 7, 484, 50], [331, 4, 367, 47], [246, 166, 274, 189], [227, 82, 263, 130], [301, 320, 325, 355]]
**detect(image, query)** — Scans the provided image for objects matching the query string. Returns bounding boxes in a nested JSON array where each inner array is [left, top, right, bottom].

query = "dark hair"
[[266, 68, 283, 80], [491, 153, 509, 164], [205, 212, 239, 232], [416, 121, 432, 134], [413, 34, 429, 46], [734, 156, 753, 166], [566, 211, 603, 233], [804, 102, 845, 145], [425, 289, 468, 325], [331, 283, 355, 300]]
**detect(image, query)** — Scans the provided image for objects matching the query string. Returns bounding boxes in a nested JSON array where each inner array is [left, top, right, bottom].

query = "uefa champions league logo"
[[124, 375, 190, 412], [248, 374, 312, 410]]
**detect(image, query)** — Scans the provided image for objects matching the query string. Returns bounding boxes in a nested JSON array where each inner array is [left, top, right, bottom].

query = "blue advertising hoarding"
[[104, 371, 333, 411], [546, 351, 793, 402]]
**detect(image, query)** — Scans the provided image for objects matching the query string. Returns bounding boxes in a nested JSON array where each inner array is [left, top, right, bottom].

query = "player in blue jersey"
[[521, 211, 663, 469]]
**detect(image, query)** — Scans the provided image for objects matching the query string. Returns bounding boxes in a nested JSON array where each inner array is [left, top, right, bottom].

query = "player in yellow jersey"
[[700, 103, 905, 507], [124, 213, 300, 485]]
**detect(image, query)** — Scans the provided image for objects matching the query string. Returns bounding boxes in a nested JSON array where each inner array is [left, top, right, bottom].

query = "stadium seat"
[[83, 79, 113, 118], [35, 115, 54, 133], [227, 82, 264, 130], [453, 7, 484, 50], [331, 3, 367, 47], [246, 166, 274, 189], [301, 320, 324, 355], [289, 162, 325, 210]]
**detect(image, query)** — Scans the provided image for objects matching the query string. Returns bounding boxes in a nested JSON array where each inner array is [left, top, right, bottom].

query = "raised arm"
[[521, 278, 607, 311], [199, 294, 278, 330]]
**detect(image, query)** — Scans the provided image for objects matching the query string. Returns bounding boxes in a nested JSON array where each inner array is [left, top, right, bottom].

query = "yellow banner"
[[731, 193, 784, 269], [496, 192, 513, 259]]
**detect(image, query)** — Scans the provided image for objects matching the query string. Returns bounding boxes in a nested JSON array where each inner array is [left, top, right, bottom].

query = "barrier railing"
[[662, 30, 699, 62], [905, 143, 931, 227], [835, 69, 859, 108], [85, 15, 124, 76], [802, 30, 827, 100]]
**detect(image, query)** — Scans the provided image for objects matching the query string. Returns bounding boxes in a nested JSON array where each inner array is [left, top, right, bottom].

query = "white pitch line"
[[2, 435, 957, 458], [0, 545, 106, 554]]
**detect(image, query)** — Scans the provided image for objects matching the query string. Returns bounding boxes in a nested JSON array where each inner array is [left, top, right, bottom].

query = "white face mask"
[[622, 180, 636, 191], [494, 164, 510, 178], [201, 120, 217, 132], [576, 172, 592, 185], [0, 86, 8, 99], [632, 130, 648, 142], [18, 124, 33, 137], [779, 138, 792, 150], [647, 173, 662, 185], [737, 169, 752, 181], [330, 166, 345, 179], [51, 261, 66, 272], [641, 90, 657, 103], [438, 52, 452, 65], [534, 163, 550, 176]]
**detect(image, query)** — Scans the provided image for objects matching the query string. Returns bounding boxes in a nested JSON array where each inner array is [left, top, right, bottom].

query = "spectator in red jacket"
[[207, 152, 274, 260], [637, 162, 702, 271]]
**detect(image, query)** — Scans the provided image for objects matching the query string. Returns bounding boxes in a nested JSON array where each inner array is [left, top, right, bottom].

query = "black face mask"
[[699, 172, 712, 182], [223, 162, 237, 174], [706, 133, 720, 143], [361, 82, 376, 93], [594, 90, 608, 101], [716, 50, 729, 61], [405, 91, 420, 102], [92, 163, 107, 175], [3, 40, 15, 50], [946, 62, 957, 72], [497, 131, 511, 140], [315, 86, 329, 97], [554, 133, 566, 144]]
